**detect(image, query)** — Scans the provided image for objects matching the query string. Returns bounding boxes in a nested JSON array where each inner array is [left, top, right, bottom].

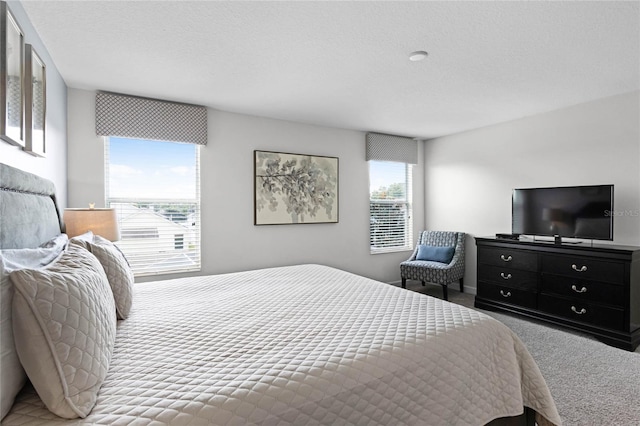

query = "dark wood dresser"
[[474, 237, 640, 351]]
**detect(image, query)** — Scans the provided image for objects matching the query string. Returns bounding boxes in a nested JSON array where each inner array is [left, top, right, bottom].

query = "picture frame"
[[254, 150, 339, 225], [0, 1, 25, 147], [24, 44, 46, 156]]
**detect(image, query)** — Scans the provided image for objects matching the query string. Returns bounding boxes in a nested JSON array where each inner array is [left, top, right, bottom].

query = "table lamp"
[[64, 206, 121, 241]]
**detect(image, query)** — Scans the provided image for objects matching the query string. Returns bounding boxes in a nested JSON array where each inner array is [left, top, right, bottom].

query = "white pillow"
[[0, 234, 68, 420], [70, 235, 134, 320], [10, 243, 116, 419], [68, 230, 94, 244]]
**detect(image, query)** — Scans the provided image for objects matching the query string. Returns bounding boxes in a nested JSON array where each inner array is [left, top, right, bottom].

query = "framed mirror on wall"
[[24, 44, 46, 156], [0, 1, 25, 148]]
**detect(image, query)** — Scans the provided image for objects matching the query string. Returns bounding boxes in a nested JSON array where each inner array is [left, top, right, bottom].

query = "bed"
[[0, 163, 562, 425]]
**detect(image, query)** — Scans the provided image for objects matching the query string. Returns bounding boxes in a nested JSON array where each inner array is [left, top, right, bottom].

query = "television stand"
[[475, 237, 640, 351]]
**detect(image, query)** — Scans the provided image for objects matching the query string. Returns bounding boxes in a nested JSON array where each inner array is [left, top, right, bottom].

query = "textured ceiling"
[[21, 1, 640, 139]]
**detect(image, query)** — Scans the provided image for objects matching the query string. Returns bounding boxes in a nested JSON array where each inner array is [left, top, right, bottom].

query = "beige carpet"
[[398, 280, 640, 426]]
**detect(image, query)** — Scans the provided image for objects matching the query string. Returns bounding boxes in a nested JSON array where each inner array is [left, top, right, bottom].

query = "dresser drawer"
[[475, 237, 640, 350], [541, 275, 624, 307], [541, 255, 624, 284], [538, 294, 624, 330], [477, 282, 537, 309], [478, 247, 537, 271], [478, 264, 538, 291]]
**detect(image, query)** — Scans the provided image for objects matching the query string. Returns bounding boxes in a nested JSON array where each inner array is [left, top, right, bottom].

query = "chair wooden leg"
[[401, 278, 407, 289], [442, 284, 448, 301], [421, 281, 425, 286], [459, 278, 464, 293]]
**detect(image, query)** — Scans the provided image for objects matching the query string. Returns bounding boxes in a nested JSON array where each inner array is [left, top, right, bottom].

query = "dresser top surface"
[[476, 236, 640, 258]]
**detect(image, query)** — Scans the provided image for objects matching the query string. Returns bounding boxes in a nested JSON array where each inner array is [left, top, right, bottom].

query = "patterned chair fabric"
[[400, 231, 466, 301]]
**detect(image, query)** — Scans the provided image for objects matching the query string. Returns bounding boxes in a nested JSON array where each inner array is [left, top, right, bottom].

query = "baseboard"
[[463, 286, 477, 295]]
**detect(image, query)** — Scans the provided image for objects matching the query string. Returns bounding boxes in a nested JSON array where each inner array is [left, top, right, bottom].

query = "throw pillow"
[[70, 235, 133, 320], [10, 243, 116, 419], [0, 234, 68, 420], [416, 245, 455, 264]]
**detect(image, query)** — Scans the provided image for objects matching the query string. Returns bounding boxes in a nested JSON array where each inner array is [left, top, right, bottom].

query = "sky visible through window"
[[369, 161, 407, 196], [108, 137, 197, 200]]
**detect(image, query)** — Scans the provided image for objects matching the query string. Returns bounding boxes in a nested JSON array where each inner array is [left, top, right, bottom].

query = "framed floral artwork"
[[24, 44, 46, 156], [1, 2, 25, 147], [254, 150, 338, 225]]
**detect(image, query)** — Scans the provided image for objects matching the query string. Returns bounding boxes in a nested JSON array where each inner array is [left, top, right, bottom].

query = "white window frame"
[[369, 160, 413, 254], [104, 137, 201, 277]]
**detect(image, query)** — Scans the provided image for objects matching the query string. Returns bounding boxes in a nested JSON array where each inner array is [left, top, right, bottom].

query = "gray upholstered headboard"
[[0, 163, 63, 249]]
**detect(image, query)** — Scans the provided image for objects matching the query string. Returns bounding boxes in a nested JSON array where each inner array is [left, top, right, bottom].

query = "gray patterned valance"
[[95, 92, 207, 145], [366, 132, 418, 164]]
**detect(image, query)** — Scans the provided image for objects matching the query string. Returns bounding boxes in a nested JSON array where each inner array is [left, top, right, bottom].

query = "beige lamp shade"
[[64, 208, 121, 241]]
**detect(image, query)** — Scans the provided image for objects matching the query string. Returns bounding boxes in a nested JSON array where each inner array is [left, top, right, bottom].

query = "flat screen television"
[[512, 185, 614, 242]]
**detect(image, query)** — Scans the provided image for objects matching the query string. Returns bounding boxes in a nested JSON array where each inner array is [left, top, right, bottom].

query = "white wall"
[[424, 91, 640, 292], [66, 90, 104, 208], [67, 88, 425, 284], [0, 1, 67, 207]]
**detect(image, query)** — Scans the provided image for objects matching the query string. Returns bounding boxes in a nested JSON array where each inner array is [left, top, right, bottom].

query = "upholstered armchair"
[[400, 231, 466, 301]]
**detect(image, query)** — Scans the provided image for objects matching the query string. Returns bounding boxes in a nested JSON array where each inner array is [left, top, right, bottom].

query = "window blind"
[[95, 92, 207, 145], [108, 200, 201, 276]]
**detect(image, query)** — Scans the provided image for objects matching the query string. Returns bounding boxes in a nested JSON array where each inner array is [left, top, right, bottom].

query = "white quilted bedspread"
[[3, 265, 561, 425]]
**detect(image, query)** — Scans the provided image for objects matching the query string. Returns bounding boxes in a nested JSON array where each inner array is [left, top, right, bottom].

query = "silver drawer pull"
[[571, 306, 587, 315], [500, 290, 512, 298], [571, 264, 588, 272], [571, 285, 587, 293], [501, 255, 513, 262], [500, 272, 512, 280]]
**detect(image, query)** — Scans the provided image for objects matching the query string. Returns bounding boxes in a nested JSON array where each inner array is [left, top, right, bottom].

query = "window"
[[174, 234, 184, 250], [121, 228, 159, 239], [105, 137, 200, 276], [369, 160, 413, 253]]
